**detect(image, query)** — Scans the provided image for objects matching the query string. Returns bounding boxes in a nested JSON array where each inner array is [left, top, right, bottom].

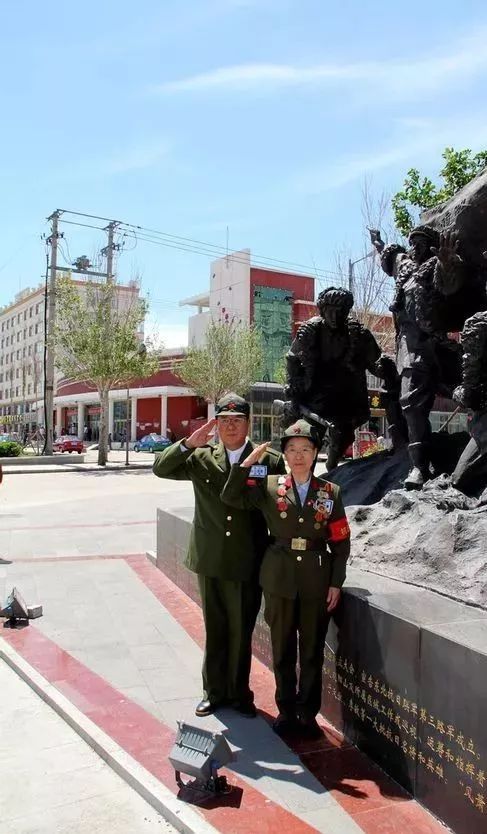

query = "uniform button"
[[226, 531, 231, 537], [227, 515, 232, 521], [298, 517, 304, 523], [206, 479, 210, 483], [296, 555, 303, 562]]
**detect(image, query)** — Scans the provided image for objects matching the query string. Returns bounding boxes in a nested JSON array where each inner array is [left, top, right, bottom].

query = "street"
[[0, 463, 193, 562]]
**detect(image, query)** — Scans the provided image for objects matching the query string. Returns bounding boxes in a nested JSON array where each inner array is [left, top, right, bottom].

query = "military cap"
[[280, 419, 322, 451], [215, 392, 250, 418], [409, 224, 440, 248]]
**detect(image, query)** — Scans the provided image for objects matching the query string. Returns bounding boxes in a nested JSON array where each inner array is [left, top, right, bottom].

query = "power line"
[[56, 208, 343, 279], [119, 228, 341, 279], [118, 221, 340, 277]]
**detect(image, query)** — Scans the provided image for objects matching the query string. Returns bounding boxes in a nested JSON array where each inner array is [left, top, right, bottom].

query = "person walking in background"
[[153, 393, 285, 718], [221, 419, 350, 738]]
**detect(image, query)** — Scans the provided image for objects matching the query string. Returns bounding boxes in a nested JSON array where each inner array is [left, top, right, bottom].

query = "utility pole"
[[348, 258, 354, 294], [102, 221, 120, 283], [44, 210, 61, 455]]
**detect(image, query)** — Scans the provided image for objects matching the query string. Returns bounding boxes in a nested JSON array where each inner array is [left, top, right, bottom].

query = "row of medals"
[[277, 481, 330, 530]]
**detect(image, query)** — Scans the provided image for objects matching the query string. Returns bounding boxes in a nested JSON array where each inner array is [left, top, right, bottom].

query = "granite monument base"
[[157, 506, 487, 834]]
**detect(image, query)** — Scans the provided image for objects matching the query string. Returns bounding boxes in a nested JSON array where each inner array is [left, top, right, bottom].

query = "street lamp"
[[347, 249, 376, 295], [125, 343, 147, 467]]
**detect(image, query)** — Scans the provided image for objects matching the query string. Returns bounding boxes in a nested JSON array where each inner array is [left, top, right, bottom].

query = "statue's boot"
[[404, 442, 430, 490]]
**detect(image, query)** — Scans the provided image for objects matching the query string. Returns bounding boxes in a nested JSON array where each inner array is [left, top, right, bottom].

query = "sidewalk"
[[0, 655, 177, 833], [0, 554, 446, 834]]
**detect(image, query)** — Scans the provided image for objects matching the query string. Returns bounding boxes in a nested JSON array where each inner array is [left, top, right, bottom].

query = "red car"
[[53, 435, 84, 454]]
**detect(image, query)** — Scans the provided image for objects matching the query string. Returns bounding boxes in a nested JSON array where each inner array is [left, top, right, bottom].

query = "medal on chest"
[[276, 475, 292, 519]]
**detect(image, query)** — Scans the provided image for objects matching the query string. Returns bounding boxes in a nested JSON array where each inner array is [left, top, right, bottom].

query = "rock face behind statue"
[[422, 168, 487, 328]]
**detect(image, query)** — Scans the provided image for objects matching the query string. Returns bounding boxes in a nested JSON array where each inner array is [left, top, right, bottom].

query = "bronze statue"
[[282, 286, 398, 470], [452, 310, 487, 493], [372, 226, 466, 489]]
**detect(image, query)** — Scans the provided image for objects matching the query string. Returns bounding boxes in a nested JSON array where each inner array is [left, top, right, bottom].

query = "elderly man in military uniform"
[[285, 286, 389, 470], [153, 393, 285, 717]]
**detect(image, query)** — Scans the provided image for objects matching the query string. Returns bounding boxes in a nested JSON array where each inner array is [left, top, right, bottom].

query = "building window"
[[5, 336, 8, 347], [16, 350, 20, 360], [15, 387, 19, 397], [15, 369, 19, 379], [24, 311, 27, 321], [35, 323, 39, 334], [23, 328, 26, 338], [22, 347, 26, 357], [28, 384, 32, 395], [29, 307, 33, 318], [29, 325, 33, 336], [17, 332, 20, 342], [28, 346, 32, 356], [17, 314, 21, 324]]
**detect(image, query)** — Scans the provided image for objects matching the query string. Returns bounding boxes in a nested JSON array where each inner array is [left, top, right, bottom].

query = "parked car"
[[133, 433, 171, 453], [53, 435, 84, 454]]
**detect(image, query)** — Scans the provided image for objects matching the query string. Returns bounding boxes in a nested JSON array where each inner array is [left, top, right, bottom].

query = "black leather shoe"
[[195, 699, 220, 717], [297, 716, 322, 739], [233, 701, 257, 717], [272, 713, 297, 736]]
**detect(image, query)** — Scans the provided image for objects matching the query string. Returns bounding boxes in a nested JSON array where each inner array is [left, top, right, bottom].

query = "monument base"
[[157, 505, 487, 834]]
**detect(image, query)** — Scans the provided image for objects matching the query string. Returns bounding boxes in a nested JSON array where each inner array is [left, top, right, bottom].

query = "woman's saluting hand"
[[241, 442, 270, 468]]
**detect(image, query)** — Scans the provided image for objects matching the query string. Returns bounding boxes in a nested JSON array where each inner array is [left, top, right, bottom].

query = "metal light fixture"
[[168, 722, 233, 795]]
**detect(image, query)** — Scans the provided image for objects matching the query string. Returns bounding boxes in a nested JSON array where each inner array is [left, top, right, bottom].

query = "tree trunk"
[[98, 387, 109, 467]]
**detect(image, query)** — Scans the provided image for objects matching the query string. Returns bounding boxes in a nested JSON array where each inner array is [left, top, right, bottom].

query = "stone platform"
[[157, 505, 487, 834]]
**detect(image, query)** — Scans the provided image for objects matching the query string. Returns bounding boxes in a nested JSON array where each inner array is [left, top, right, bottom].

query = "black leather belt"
[[275, 537, 327, 552]]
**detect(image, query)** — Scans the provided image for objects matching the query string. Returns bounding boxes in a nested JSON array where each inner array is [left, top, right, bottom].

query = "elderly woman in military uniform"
[[220, 419, 350, 739]]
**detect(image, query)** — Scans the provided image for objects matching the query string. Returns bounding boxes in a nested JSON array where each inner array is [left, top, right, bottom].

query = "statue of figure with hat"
[[283, 286, 401, 471], [371, 224, 467, 489]]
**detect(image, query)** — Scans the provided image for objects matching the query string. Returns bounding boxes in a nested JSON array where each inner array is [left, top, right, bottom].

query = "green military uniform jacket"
[[221, 467, 350, 599], [153, 440, 285, 582]]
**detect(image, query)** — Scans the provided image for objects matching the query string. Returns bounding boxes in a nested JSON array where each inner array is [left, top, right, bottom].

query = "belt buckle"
[[291, 537, 307, 551]]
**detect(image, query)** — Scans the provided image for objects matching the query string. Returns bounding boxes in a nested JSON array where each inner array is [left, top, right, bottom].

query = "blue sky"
[[1, 0, 487, 345]]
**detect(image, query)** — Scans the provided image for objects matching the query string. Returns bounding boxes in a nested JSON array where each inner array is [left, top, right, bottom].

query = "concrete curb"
[[0, 640, 219, 834], [2, 463, 153, 475]]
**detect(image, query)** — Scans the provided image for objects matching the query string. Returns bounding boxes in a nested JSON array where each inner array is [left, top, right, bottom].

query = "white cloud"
[[296, 116, 487, 195], [155, 25, 487, 98]]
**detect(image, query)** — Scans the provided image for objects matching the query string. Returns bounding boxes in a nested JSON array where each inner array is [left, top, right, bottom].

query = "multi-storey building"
[[0, 276, 142, 436], [0, 286, 47, 434]]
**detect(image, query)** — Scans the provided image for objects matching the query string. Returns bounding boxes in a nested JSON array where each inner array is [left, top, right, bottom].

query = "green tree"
[[177, 320, 263, 406], [52, 276, 159, 467], [272, 355, 288, 387], [392, 147, 487, 236]]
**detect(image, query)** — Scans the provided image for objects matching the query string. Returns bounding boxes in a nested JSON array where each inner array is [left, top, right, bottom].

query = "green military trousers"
[[198, 575, 261, 706], [264, 591, 329, 719]]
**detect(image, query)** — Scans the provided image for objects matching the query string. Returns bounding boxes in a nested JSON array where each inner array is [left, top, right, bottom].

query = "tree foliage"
[[177, 320, 263, 403], [52, 276, 159, 466], [392, 147, 487, 236]]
